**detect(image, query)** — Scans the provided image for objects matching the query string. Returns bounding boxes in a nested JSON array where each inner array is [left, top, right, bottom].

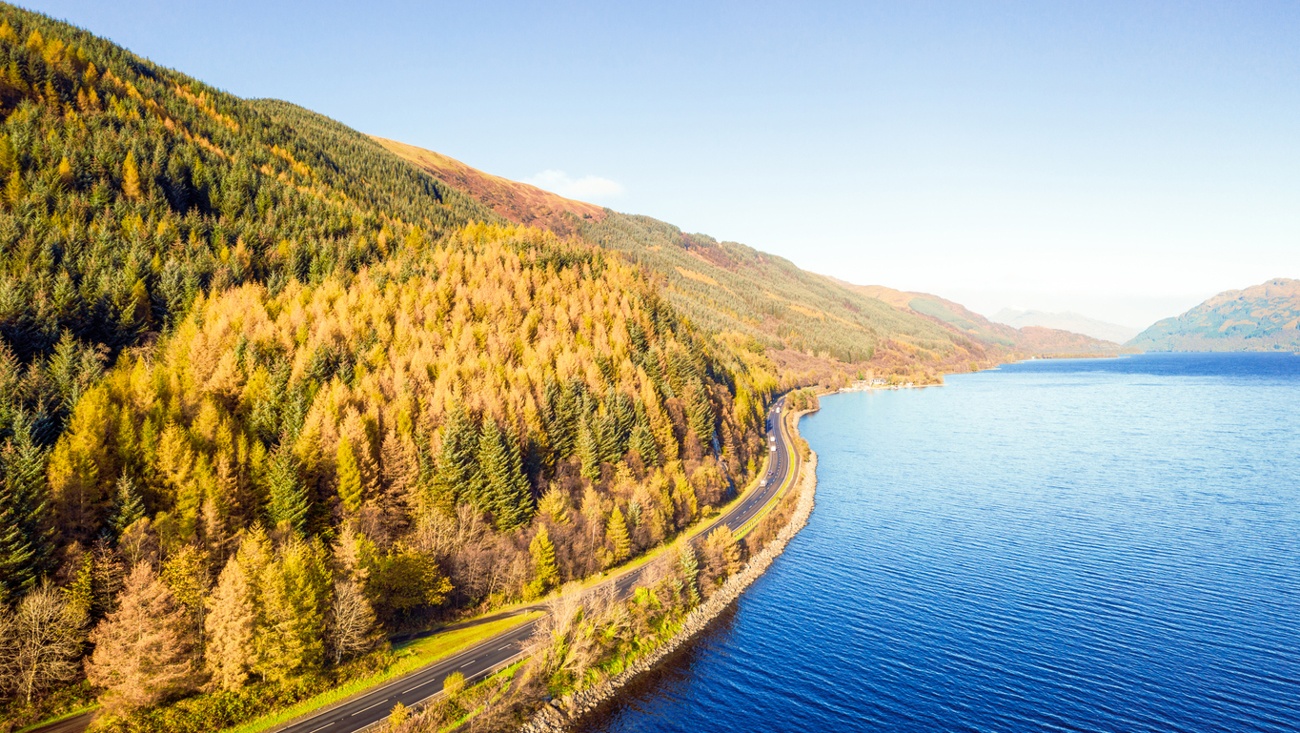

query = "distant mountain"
[[993, 309, 1139, 344], [848, 285, 1120, 355], [1129, 278, 1300, 352]]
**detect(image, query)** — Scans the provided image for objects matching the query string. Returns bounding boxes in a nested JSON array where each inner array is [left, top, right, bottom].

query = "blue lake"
[[579, 352, 1300, 733]]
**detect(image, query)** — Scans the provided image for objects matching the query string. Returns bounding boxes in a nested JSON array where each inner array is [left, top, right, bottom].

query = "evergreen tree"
[[576, 418, 601, 482], [630, 422, 658, 467], [432, 405, 478, 511], [0, 418, 51, 603], [265, 442, 309, 534], [686, 380, 716, 447], [335, 435, 363, 514], [677, 542, 701, 607], [477, 421, 532, 531], [109, 475, 145, 537]]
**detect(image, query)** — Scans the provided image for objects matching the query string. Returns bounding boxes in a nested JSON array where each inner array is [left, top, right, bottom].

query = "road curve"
[[33, 397, 801, 733]]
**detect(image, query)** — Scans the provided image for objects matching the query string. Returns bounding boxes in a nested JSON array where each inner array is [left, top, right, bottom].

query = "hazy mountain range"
[[992, 309, 1140, 344]]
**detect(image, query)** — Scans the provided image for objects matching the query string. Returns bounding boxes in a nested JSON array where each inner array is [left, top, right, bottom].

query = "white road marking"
[[350, 699, 388, 716], [307, 725, 332, 733], [400, 680, 429, 694]]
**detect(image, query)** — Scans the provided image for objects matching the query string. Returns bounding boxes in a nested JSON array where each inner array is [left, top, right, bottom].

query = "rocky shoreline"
[[519, 412, 820, 733]]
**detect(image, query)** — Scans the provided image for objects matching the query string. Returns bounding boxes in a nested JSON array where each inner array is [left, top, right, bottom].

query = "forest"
[[0, 6, 782, 731]]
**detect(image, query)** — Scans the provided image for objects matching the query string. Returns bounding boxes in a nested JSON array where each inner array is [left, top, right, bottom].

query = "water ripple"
[[579, 354, 1300, 733]]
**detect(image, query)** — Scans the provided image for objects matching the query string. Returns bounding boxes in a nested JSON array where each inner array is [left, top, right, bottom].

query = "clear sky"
[[21, 1, 1300, 329]]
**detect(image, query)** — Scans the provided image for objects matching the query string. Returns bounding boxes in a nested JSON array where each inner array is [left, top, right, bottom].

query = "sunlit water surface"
[[578, 353, 1300, 733]]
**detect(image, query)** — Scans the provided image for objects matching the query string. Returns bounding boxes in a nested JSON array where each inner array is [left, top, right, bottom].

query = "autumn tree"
[[606, 507, 631, 564], [87, 563, 196, 712], [366, 550, 452, 627], [250, 537, 329, 683], [336, 435, 364, 514], [204, 554, 254, 691], [527, 526, 559, 599], [1, 583, 85, 704], [701, 525, 742, 588]]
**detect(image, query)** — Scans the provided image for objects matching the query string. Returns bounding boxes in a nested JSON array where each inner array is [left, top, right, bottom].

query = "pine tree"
[[265, 443, 309, 534], [110, 475, 145, 537], [0, 419, 51, 603], [86, 563, 196, 713], [432, 405, 478, 511], [477, 421, 532, 531], [677, 542, 701, 607], [527, 525, 559, 598], [335, 435, 363, 514], [686, 380, 716, 447], [606, 507, 631, 563], [630, 422, 658, 467], [205, 555, 254, 691], [576, 418, 601, 482]]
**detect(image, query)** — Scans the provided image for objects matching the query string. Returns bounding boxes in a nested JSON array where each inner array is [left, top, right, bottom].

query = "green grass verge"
[[220, 612, 541, 733]]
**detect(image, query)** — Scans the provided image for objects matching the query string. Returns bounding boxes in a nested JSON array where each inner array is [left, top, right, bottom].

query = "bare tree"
[[327, 578, 378, 665], [4, 583, 86, 704]]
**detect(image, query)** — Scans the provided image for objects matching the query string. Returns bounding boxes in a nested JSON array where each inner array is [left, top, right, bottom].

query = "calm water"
[[580, 353, 1300, 733]]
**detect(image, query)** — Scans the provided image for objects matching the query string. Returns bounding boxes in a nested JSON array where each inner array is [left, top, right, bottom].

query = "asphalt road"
[[34, 398, 800, 733]]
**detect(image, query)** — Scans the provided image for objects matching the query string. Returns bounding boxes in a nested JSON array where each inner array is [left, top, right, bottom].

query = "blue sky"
[[22, 1, 1300, 328]]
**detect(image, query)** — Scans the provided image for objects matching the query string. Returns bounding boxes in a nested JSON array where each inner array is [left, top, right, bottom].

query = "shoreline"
[[519, 407, 821, 733]]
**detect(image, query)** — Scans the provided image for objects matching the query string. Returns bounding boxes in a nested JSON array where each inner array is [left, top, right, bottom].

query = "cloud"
[[524, 170, 624, 201]]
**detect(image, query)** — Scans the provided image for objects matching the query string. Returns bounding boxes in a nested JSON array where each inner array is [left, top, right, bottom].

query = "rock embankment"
[[520, 420, 819, 733]]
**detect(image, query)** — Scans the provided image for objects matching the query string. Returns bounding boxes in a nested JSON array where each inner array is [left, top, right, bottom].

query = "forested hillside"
[[0, 6, 775, 730], [380, 139, 1119, 382], [1129, 278, 1300, 352]]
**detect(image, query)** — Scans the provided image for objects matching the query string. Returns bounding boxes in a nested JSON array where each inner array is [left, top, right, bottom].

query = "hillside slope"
[[379, 141, 1120, 382], [372, 136, 604, 236], [1130, 278, 1300, 352], [837, 284, 1118, 355]]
